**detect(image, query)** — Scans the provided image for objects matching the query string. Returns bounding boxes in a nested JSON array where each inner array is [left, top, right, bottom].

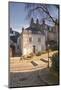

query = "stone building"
[[19, 18, 46, 56], [10, 28, 20, 57], [18, 18, 58, 56]]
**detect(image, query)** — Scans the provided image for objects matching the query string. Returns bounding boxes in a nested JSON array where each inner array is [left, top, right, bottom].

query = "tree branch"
[[27, 6, 58, 25]]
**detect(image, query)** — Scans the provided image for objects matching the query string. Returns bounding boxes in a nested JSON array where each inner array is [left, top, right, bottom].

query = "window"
[[29, 37, 32, 43], [38, 38, 41, 42]]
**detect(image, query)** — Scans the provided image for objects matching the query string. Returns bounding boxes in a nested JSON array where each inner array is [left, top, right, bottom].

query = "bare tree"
[[25, 3, 59, 25]]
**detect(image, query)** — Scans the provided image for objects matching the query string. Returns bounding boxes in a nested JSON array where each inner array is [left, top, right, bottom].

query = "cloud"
[[12, 24, 29, 33]]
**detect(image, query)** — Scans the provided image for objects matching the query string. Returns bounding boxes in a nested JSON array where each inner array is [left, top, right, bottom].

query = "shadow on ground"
[[9, 67, 59, 88]]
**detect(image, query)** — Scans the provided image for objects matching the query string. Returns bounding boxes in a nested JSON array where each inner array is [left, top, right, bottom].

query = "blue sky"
[[9, 2, 29, 33], [9, 2, 58, 33]]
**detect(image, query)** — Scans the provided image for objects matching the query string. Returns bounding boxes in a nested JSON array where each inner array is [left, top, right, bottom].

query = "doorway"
[[10, 45, 15, 57], [33, 45, 36, 53]]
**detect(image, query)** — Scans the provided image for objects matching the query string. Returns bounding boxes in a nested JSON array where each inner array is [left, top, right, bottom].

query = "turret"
[[42, 19, 45, 24], [36, 18, 39, 24], [30, 17, 34, 26]]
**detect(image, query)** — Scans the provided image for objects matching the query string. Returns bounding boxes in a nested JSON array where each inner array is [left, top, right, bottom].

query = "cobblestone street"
[[9, 50, 59, 88]]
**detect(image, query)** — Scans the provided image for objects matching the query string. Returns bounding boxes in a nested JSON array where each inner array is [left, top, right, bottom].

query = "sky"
[[9, 2, 59, 33]]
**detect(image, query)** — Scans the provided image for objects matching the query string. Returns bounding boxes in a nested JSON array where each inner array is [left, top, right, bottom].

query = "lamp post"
[[48, 44, 50, 68]]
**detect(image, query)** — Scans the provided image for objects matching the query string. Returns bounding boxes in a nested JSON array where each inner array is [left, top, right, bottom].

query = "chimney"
[[22, 27, 24, 32]]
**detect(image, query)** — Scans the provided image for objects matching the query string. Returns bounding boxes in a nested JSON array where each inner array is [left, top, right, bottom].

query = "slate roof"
[[25, 23, 46, 34], [10, 36, 18, 43], [25, 22, 53, 34]]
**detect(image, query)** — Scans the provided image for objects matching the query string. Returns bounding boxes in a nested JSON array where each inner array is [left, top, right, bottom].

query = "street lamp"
[[48, 44, 50, 68]]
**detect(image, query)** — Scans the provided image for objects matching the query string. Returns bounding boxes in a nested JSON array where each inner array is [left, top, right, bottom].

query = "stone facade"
[[20, 29, 46, 56]]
